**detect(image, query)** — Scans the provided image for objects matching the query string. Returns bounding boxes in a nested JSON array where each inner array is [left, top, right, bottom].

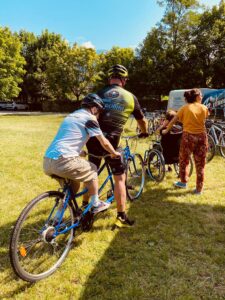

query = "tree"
[[95, 46, 135, 89], [17, 30, 37, 102], [157, 0, 200, 51], [0, 27, 25, 99], [46, 44, 100, 101], [18, 30, 65, 103], [189, 0, 225, 87], [131, 0, 201, 96]]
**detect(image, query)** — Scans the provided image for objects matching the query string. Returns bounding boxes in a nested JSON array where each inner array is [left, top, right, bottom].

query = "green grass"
[[1, 115, 225, 299]]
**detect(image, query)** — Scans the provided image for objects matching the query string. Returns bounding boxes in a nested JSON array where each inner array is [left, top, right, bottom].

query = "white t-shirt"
[[45, 109, 103, 159]]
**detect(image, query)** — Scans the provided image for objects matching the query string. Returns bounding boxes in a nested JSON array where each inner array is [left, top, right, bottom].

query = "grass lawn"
[[1, 115, 225, 300]]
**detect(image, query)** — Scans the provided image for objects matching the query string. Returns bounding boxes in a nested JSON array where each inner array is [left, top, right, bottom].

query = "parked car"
[[0, 102, 8, 110], [0, 101, 29, 111]]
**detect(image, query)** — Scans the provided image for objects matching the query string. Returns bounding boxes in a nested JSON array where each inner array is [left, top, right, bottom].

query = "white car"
[[0, 102, 8, 110], [1, 101, 29, 111]]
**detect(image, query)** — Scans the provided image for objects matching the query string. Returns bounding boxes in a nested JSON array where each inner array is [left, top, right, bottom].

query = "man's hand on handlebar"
[[138, 132, 149, 138], [110, 151, 121, 159]]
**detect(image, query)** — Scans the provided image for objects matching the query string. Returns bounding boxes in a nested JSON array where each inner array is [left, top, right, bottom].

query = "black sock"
[[117, 212, 126, 220]]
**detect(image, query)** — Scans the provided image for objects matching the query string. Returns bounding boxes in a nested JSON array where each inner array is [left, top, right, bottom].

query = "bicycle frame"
[[122, 136, 144, 179], [123, 138, 133, 160], [208, 124, 224, 146], [46, 137, 138, 238], [51, 161, 114, 238]]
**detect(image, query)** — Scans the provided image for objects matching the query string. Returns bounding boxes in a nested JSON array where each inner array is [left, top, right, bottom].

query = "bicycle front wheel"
[[147, 149, 165, 182], [126, 153, 145, 200], [207, 134, 216, 163], [10, 191, 74, 282]]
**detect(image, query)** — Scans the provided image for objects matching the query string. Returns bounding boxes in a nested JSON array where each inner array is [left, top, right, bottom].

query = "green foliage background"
[[0, 0, 224, 104]]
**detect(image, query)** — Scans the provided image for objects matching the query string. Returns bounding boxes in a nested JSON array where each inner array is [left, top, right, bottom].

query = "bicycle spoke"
[[126, 154, 145, 200], [147, 149, 165, 182]]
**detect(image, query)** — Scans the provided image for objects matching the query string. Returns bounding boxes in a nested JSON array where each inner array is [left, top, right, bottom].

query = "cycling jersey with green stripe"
[[98, 84, 144, 136]]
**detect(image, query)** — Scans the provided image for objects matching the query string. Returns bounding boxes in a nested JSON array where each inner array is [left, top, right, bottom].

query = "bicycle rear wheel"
[[207, 134, 216, 162], [10, 191, 74, 282], [219, 132, 225, 158], [126, 153, 145, 200], [147, 149, 165, 182]]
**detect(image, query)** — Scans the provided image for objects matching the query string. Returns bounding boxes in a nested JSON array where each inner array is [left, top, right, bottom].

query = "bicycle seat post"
[[125, 137, 129, 147]]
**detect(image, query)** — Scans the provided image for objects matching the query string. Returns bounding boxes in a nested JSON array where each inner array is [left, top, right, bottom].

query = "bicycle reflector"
[[19, 246, 27, 257]]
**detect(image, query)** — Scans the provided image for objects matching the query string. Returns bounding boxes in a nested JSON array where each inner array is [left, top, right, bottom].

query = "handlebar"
[[88, 153, 112, 159], [80, 151, 119, 159], [122, 135, 139, 140]]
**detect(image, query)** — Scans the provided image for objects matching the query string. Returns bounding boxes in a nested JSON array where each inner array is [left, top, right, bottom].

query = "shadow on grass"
[[80, 185, 225, 300], [1, 183, 225, 299]]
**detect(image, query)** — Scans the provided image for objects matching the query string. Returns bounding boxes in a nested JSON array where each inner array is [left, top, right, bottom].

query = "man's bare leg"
[[84, 178, 110, 212], [82, 184, 90, 205], [71, 181, 80, 195], [84, 178, 98, 197], [113, 174, 134, 227], [113, 174, 126, 212]]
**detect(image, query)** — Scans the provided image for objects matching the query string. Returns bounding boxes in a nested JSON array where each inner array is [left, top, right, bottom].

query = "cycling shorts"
[[86, 135, 125, 176]]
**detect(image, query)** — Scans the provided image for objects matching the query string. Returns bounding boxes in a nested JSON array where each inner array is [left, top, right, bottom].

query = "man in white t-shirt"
[[43, 94, 121, 213]]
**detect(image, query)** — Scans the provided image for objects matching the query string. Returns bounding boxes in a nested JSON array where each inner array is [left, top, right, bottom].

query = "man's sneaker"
[[174, 181, 187, 189], [112, 216, 135, 229], [92, 201, 110, 214]]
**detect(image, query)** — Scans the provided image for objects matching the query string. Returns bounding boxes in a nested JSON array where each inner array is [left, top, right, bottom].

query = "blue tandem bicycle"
[[10, 135, 145, 282]]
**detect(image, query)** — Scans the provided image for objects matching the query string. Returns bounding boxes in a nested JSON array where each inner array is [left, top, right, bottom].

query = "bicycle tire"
[[148, 119, 154, 135], [207, 134, 216, 162], [126, 153, 145, 200], [153, 142, 163, 153], [219, 132, 225, 158], [173, 156, 194, 177], [147, 149, 165, 182], [10, 191, 74, 282]]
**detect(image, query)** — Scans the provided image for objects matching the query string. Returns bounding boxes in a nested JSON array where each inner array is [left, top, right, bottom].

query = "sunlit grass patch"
[[1, 115, 225, 299]]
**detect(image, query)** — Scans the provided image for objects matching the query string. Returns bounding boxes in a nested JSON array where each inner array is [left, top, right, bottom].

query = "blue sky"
[[0, 0, 221, 50]]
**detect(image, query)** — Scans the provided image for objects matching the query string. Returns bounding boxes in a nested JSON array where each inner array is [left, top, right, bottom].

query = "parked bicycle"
[[136, 110, 165, 136], [10, 136, 145, 282], [147, 111, 165, 135], [206, 119, 225, 159], [143, 139, 166, 183], [143, 132, 194, 183]]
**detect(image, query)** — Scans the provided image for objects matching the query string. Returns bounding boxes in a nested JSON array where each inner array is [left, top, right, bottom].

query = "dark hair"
[[184, 88, 201, 103], [166, 110, 177, 121]]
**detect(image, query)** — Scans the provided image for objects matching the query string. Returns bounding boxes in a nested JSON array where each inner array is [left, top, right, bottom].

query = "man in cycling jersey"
[[85, 64, 148, 227], [43, 94, 121, 214]]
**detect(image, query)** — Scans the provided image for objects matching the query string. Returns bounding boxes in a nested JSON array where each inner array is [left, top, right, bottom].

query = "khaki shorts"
[[43, 156, 97, 183]]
